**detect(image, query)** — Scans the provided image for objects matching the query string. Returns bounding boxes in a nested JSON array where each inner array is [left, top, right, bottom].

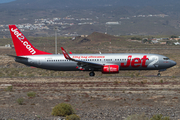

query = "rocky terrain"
[[0, 76, 180, 120]]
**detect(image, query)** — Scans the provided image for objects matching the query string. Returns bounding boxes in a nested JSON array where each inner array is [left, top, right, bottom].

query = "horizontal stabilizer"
[[7, 54, 28, 60]]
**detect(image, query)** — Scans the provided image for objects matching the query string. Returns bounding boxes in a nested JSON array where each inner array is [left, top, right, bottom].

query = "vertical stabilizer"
[[9, 25, 51, 56]]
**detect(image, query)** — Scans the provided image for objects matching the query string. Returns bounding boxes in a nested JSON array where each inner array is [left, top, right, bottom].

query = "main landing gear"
[[89, 71, 95, 76], [157, 72, 161, 77], [157, 70, 161, 77]]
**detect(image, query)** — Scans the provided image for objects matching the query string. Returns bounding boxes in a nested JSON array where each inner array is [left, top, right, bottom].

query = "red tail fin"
[[9, 25, 51, 56]]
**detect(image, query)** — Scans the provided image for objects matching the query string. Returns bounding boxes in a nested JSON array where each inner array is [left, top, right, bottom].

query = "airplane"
[[8, 25, 176, 77]]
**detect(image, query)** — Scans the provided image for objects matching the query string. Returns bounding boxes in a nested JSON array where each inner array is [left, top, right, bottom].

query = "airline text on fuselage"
[[121, 55, 148, 68], [72, 56, 105, 59]]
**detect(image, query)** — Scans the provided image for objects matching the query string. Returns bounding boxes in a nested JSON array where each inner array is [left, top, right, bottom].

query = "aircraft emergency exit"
[[8, 25, 176, 76]]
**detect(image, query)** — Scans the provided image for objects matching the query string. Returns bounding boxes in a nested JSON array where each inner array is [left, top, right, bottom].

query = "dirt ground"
[[0, 46, 179, 119], [0, 77, 180, 120]]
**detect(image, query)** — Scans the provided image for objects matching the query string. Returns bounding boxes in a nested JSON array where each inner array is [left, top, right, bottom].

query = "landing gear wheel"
[[157, 73, 161, 77], [89, 72, 95, 76]]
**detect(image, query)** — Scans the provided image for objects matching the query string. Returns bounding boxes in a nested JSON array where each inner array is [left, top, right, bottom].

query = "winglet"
[[61, 47, 72, 60]]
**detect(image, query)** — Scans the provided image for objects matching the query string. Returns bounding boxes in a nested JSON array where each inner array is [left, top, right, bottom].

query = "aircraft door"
[[37, 60, 41, 65], [28, 58, 34, 64]]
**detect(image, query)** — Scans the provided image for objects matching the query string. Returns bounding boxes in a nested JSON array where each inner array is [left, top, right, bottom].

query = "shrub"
[[65, 114, 80, 120], [6, 86, 13, 92], [27, 91, 36, 98], [52, 103, 74, 116], [125, 114, 148, 120], [170, 35, 178, 38], [131, 37, 142, 40], [150, 114, 170, 120], [114, 81, 119, 85], [160, 79, 164, 84], [17, 98, 24, 105]]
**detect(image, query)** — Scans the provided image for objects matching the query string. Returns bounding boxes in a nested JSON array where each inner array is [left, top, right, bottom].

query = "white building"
[[106, 22, 120, 25]]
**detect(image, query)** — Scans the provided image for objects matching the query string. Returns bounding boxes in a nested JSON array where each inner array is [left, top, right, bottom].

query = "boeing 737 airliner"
[[8, 25, 176, 76]]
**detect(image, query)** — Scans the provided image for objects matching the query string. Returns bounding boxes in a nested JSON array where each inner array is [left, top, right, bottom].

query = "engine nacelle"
[[102, 65, 119, 74]]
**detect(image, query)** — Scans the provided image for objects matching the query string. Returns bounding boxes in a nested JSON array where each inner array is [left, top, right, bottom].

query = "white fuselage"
[[15, 53, 176, 71]]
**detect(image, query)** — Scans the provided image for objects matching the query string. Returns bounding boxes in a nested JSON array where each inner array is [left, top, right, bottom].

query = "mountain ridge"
[[2, 0, 180, 10], [0, 0, 180, 36]]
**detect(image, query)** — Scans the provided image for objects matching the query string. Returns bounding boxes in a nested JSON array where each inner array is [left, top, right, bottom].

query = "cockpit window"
[[163, 58, 169, 60]]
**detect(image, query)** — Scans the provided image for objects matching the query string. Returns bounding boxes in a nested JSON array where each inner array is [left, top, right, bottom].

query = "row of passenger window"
[[47, 59, 102, 62], [115, 58, 149, 61], [47, 58, 150, 62], [47, 60, 70, 62]]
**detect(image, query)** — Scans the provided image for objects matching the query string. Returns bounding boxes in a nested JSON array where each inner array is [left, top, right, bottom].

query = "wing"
[[61, 47, 104, 69]]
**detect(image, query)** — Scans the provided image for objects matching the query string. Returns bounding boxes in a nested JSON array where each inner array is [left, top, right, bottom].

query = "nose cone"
[[171, 60, 176, 67]]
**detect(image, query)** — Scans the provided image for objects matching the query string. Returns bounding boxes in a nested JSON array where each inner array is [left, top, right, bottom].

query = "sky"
[[0, 0, 15, 4]]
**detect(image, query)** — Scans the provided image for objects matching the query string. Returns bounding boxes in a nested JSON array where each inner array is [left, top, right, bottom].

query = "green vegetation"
[[52, 103, 75, 117], [125, 114, 171, 120], [6, 86, 13, 92], [16, 98, 24, 105], [160, 79, 164, 84], [114, 80, 120, 85], [131, 37, 142, 40], [66, 114, 80, 120], [170, 35, 178, 38], [27, 91, 36, 98], [125, 114, 149, 120], [150, 114, 170, 120], [142, 39, 148, 43]]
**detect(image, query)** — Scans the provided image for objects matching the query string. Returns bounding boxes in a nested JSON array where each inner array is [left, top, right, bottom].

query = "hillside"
[[2, 0, 180, 9], [1, 0, 180, 36]]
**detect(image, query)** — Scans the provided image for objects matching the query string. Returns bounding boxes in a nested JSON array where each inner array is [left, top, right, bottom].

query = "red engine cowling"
[[102, 65, 119, 74]]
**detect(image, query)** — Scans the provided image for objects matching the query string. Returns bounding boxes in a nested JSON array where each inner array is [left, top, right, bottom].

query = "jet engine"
[[102, 65, 119, 74]]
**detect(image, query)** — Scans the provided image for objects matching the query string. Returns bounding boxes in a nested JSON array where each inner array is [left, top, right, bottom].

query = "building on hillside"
[[151, 38, 160, 44], [160, 42, 167, 45], [174, 38, 180, 41], [174, 42, 180, 45], [81, 35, 88, 37], [106, 22, 121, 25]]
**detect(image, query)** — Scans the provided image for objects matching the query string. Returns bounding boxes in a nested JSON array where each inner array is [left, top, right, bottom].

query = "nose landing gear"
[[157, 69, 166, 77]]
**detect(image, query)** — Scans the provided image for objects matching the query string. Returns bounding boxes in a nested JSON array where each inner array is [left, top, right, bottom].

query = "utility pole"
[[54, 27, 58, 54], [105, 25, 108, 34]]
